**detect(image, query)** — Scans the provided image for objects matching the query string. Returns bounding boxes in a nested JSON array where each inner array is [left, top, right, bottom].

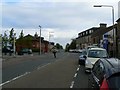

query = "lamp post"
[[39, 25, 41, 55], [93, 5, 115, 57], [48, 32, 54, 52], [13, 33, 16, 57]]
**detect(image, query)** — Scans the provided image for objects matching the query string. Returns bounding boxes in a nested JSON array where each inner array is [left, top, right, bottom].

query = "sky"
[[1, 0, 120, 48]]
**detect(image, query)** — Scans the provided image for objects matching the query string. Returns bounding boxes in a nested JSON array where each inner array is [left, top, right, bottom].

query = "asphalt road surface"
[[2, 52, 90, 88], [73, 65, 90, 88], [2, 51, 68, 83]]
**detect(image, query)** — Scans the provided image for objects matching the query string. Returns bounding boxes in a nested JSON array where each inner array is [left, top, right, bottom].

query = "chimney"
[[100, 23, 107, 28]]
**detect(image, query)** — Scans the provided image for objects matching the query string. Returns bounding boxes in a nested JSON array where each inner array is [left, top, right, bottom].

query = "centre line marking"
[[70, 81, 74, 88], [74, 73, 77, 78], [0, 72, 31, 86]]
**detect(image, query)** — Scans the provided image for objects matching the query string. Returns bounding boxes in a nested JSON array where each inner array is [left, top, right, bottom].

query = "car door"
[[88, 60, 100, 88], [89, 60, 105, 89]]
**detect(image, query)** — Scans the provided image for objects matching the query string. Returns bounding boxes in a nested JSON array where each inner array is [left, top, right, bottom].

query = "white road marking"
[[70, 81, 74, 88], [1, 62, 52, 86], [74, 73, 77, 78], [77, 67, 79, 71], [37, 63, 51, 70], [70, 65, 80, 88], [0, 72, 31, 86]]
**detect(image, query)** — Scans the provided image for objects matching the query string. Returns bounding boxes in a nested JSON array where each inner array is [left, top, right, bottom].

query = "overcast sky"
[[1, 0, 120, 48]]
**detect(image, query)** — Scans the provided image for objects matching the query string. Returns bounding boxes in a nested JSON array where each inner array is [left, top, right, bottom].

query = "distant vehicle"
[[18, 48, 32, 55], [88, 58, 120, 89], [69, 49, 82, 53], [78, 49, 87, 65], [85, 48, 108, 72], [69, 49, 74, 52]]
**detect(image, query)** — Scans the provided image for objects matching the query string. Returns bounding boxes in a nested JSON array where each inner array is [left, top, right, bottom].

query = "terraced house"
[[76, 20, 120, 59]]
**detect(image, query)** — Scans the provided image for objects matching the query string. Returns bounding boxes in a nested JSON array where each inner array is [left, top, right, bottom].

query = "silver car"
[[78, 49, 87, 65]]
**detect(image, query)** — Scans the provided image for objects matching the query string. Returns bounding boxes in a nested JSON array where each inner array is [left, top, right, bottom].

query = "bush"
[[32, 48, 40, 52]]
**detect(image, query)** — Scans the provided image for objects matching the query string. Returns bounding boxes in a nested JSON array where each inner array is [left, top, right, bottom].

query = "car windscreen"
[[108, 72, 120, 88], [88, 50, 108, 58], [82, 51, 87, 55]]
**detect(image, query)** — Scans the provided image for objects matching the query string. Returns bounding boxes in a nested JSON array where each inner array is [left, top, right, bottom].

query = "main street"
[[2, 51, 90, 88]]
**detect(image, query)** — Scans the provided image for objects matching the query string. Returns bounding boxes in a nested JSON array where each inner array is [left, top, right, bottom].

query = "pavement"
[[2, 52, 50, 61]]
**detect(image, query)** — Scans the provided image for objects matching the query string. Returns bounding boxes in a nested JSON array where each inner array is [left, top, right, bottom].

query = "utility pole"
[[48, 32, 54, 52], [93, 5, 115, 57], [39, 25, 41, 55], [13, 33, 16, 57]]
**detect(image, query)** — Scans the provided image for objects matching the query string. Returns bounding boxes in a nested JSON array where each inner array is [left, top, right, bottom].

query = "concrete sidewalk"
[[2, 52, 51, 61]]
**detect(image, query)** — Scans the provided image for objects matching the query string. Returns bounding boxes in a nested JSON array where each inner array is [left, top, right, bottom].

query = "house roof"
[[91, 24, 117, 38], [78, 27, 98, 35], [116, 18, 120, 22]]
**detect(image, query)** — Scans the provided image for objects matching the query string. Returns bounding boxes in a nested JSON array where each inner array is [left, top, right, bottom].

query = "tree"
[[55, 43, 63, 49], [0, 34, 2, 43], [2, 31, 9, 48], [19, 30, 24, 38], [65, 43, 70, 52], [69, 39, 76, 49], [9, 28, 15, 48]]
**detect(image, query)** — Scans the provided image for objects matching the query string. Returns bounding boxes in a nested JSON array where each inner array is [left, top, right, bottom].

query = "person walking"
[[52, 48, 57, 58]]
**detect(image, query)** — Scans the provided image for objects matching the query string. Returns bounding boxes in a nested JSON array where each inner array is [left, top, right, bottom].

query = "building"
[[76, 27, 99, 49], [76, 19, 120, 58], [76, 24, 108, 49], [91, 23, 118, 57], [16, 34, 54, 53]]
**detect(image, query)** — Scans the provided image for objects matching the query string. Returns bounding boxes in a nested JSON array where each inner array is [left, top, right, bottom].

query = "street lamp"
[[93, 5, 115, 57], [39, 25, 41, 55], [13, 33, 16, 57], [48, 32, 54, 52]]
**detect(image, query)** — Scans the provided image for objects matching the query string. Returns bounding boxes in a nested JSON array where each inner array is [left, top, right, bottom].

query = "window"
[[92, 60, 105, 84], [88, 50, 108, 58], [92, 60, 100, 74], [86, 31, 88, 35], [89, 30, 91, 34]]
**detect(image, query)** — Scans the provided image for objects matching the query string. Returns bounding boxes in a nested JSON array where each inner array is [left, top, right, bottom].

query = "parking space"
[[72, 65, 90, 88]]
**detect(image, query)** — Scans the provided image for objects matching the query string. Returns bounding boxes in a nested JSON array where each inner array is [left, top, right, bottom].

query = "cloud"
[[118, 1, 120, 18], [2, 0, 120, 47]]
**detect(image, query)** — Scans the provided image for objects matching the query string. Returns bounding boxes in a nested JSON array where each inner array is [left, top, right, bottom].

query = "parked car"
[[88, 58, 120, 89], [85, 48, 108, 72], [85, 45, 98, 52], [18, 48, 32, 55], [78, 49, 87, 65], [2, 46, 14, 55], [86, 45, 98, 50]]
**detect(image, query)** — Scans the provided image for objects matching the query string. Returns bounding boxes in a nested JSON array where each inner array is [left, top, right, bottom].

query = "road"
[[2, 51, 90, 88], [2, 51, 68, 83]]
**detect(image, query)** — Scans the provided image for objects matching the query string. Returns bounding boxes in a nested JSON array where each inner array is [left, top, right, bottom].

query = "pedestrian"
[[52, 48, 57, 58]]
